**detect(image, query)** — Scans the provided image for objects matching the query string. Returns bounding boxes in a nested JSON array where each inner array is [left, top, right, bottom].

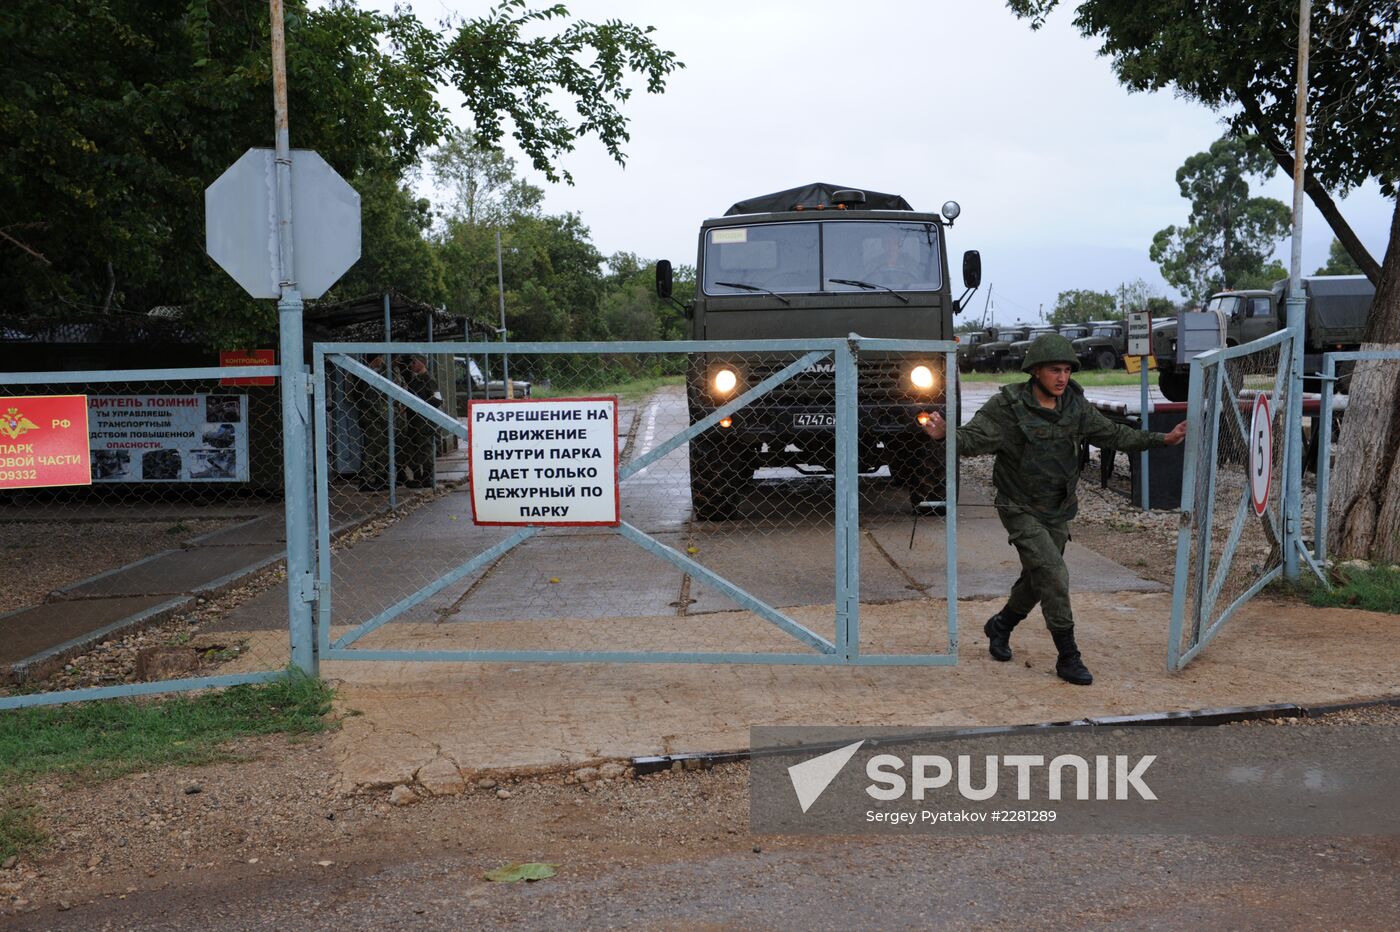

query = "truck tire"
[[1094, 349, 1118, 371], [1158, 369, 1189, 403], [689, 434, 751, 520]]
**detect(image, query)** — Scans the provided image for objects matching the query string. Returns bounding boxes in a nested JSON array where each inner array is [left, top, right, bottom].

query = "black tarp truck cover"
[[724, 183, 913, 215]]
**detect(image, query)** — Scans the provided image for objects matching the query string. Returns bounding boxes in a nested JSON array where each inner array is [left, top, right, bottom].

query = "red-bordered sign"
[[219, 349, 276, 386], [468, 396, 620, 527], [0, 395, 92, 490], [1248, 393, 1273, 517]]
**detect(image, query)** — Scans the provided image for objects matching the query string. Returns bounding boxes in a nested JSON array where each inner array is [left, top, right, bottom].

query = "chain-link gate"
[[1168, 329, 1297, 669], [0, 365, 295, 709], [312, 338, 958, 666]]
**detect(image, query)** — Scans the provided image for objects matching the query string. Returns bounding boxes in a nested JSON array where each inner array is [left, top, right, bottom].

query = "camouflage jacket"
[[956, 379, 1166, 522]]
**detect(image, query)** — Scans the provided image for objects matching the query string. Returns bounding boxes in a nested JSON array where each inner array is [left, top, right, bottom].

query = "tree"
[[1315, 238, 1363, 276], [1149, 137, 1291, 304], [1006, 0, 1400, 563], [0, 0, 681, 344], [1048, 289, 1115, 325]]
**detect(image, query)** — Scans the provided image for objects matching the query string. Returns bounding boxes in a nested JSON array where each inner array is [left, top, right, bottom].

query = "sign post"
[[204, 0, 361, 677], [1126, 311, 1153, 511]]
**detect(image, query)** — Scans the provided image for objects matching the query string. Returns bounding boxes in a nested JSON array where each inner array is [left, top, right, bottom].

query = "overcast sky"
[[357, 0, 1392, 325]]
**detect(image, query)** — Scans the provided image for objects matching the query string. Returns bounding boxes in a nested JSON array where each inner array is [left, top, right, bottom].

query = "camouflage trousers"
[[998, 507, 1073, 632]]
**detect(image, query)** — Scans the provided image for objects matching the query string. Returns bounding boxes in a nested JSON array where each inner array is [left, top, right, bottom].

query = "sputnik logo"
[[1, 407, 38, 441], [787, 740, 865, 813]]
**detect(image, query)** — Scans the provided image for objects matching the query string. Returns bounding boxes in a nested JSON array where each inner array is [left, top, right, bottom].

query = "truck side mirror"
[[655, 260, 673, 300], [962, 250, 982, 289]]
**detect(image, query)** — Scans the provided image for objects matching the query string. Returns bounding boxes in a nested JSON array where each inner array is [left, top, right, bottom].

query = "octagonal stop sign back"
[[205, 148, 361, 299]]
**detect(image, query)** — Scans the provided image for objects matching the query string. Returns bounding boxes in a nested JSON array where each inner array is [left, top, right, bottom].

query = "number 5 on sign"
[[1249, 394, 1272, 517]]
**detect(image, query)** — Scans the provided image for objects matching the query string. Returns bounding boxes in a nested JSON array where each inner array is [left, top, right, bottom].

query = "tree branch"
[[1235, 86, 1381, 284], [0, 227, 51, 265]]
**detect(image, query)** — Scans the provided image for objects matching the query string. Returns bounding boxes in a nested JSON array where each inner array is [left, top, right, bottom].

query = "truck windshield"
[[1059, 328, 1088, 339], [1205, 295, 1241, 315], [1092, 327, 1118, 337], [1026, 329, 1056, 340], [702, 221, 942, 296]]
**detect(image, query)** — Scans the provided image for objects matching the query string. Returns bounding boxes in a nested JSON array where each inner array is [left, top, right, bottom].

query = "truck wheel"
[[689, 434, 751, 520], [1095, 349, 1118, 371], [1158, 369, 1189, 403]]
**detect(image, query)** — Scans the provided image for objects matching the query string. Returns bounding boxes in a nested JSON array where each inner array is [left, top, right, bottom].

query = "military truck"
[[1072, 319, 1128, 370], [655, 183, 981, 517], [1002, 325, 1061, 372], [1152, 275, 1374, 401], [976, 323, 1030, 372], [956, 329, 990, 373]]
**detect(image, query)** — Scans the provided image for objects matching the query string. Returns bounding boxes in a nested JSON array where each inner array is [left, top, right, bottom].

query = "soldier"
[[399, 355, 442, 488], [923, 334, 1186, 685], [354, 354, 393, 492]]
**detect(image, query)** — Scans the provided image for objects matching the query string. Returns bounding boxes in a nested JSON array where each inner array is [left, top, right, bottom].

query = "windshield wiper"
[[828, 278, 910, 304], [713, 281, 791, 305]]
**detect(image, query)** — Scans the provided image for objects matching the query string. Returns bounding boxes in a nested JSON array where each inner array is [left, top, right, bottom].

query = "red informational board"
[[219, 349, 277, 386], [0, 395, 92, 490]]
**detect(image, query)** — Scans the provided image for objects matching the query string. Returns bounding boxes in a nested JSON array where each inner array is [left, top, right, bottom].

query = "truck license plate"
[[792, 413, 835, 428]]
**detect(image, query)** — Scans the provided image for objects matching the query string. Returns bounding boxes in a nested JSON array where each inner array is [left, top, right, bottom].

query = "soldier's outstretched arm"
[[1083, 405, 1172, 453], [922, 401, 1007, 457]]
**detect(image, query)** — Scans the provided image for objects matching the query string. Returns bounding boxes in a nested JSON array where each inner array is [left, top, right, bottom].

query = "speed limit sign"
[[1248, 394, 1272, 517]]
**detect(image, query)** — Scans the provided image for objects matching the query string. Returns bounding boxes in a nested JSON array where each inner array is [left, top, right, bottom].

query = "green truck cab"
[[1152, 276, 1374, 401], [1071, 320, 1127, 371], [1003, 325, 1062, 372], [976, 324, 1030, 373], [655, 183, 981, 517]]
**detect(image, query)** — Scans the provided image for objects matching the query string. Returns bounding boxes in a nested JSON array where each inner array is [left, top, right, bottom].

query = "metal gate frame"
[[1167, 328, 1309, 669], [311, 337, 959, 666]]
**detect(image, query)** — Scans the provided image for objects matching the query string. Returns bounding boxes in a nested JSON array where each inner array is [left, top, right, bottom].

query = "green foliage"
[[1315, 238, 1363, 276], [1148, 136, 1291, 304], [1048, 289, 1115, 325], [1306, 564, 1400, 614], [1005, 1, 1398, 199], [0, 673, 333, 785], [0, 1, 680, 344]]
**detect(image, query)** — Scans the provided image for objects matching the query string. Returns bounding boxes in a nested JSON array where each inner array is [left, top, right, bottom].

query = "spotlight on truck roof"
[[941, 201, 961, 222]]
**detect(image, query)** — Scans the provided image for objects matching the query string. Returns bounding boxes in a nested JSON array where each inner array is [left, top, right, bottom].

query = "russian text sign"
[[88, 394, 250, 482], [469, 398, 619, 526], [219, 349, 276, 386], [0, 395, 91, 490], [1127, 311, 1152, 357]]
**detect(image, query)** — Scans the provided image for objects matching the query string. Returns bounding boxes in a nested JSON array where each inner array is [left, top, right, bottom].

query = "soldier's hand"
[[922, 411, 947, 441], [1163, 421, 1187, 446]]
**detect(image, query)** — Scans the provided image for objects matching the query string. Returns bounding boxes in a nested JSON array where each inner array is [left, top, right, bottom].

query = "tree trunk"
[[1327, 197, 1400, 563]]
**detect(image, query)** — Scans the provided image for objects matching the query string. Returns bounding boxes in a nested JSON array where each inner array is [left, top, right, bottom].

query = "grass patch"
[[0, 797, 44, 862], [534, 374, 684, 404], [960, 370, 1150, 387], [1305, 564, 1400, 613], [0, 673, 333, 787]]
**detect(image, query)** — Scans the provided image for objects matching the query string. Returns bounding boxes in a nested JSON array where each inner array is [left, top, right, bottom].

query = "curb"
[[630, 695, 1400, 776]]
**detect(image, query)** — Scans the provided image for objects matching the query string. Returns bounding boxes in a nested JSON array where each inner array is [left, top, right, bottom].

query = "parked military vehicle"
[[655, 183, 981, 517], [1002, 325, 1061, 372], [1152, 275, 1374, 401], [957, 329, 991, 373], [1072, 319, 1128, 370], [975, 324, 1030, 372]]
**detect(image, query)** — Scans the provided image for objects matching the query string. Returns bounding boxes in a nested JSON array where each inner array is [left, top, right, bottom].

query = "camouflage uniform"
[[399, 359, 442, 488], [957, 378, 1166, 632]]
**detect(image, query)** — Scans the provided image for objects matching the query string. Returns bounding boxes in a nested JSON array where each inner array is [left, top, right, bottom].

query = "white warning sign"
[[469, 397, 619, 526]]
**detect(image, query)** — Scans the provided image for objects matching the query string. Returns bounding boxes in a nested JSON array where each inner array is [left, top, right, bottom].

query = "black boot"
[[983, 609, 1027, 662], [1051, 628, 1093, 685]]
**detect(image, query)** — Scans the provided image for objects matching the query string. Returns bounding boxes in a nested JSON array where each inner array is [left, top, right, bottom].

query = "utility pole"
[[270, 0, 315, 674], [1283, 0, 1310, 580], [496, 231, 512, 399]]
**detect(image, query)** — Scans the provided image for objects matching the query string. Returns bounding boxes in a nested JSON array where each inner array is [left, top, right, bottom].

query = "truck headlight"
[[712, 368, 738, 395], [910, 364, 936, 390]]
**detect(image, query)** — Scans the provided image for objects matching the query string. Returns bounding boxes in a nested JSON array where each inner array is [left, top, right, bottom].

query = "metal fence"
[[0, 366, 294, 709], [1313, 348, 1400, 565], [313, 338, 959, 666], [1168, 330, 1297, 669]]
